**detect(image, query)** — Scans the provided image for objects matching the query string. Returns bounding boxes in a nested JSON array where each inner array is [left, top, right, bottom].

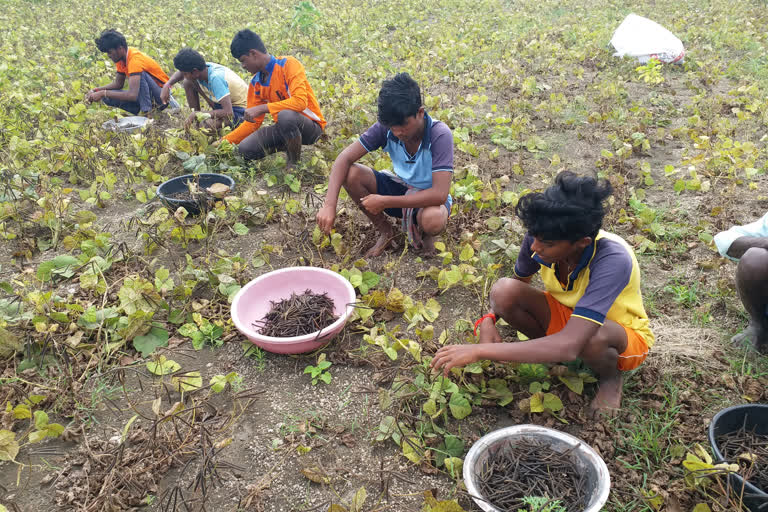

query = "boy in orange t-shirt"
[[85, 29, 176, 115], [219, 29, 325, 170]]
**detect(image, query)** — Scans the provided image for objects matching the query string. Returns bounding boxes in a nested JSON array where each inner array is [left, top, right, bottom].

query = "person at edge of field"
[[714, 212, 768, 353], [215, 29, 326, 170], [85, 29, 177, 115], [430, 171, 655, 415], [315, 73, 453, 258], [160, 48, 248, 131]]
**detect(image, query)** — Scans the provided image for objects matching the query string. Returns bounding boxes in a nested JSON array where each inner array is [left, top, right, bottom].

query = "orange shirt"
[[224, 55, 326, 144], [115, 47, 169, 87]]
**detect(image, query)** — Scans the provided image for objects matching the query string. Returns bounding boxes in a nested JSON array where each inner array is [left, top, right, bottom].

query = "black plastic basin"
[[708, 404, 768, 511], [156, 173, 235, 215]]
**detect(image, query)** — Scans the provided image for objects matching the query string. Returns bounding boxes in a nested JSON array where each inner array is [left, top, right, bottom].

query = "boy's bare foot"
[[477, 318, 503, 344], [366, 225, 396, 257], [731, 323, 768, 351], [589, 375, 622, 417], [419, 233, 437, 257]]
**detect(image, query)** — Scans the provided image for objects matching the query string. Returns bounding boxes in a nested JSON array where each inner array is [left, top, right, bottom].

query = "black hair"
[[515, 171, 613, 241], [95, 29, 127, 53], [173, 48, 206, 72], [230, 29, 267, 59], [377, 73, 422, 127]]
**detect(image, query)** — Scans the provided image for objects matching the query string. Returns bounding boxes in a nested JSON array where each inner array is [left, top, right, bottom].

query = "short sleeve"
[[359, 122, 388, 152], [126, 53, 145, 75], [513, 233, 541, 278], [572, 239, 632, 325], [207, 72, 231, 102], [714, 212, 768, 260], [430, 122, 453, 172]]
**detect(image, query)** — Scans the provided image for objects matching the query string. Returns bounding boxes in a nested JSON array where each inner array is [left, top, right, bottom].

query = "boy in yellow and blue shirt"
[[431, 171, 654, 415], [161, 48, 248, 130]]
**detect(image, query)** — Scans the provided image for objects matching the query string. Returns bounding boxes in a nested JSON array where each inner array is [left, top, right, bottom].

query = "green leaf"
[[558, 375, 584, 395], [530, 392, 564, 413], [133, 327, 169, 357], [459, 244, 475, 261], [233, 222, 249, 235], [210, 374, 229, 393], [0, 429, 19, 461], [33, 410, 49, 429], [154, 268, 174, 294], [12, 404, 31, 419], [146, 355, 181, 376], [359, 271, 380, 294], [37, 255, 80, 282], [436, 434, 465, 467], [485, 378, 515, 406], [423, 398, 438, 417], [444, 457, 463, 479], [178, 323, 199, 338], [448, 392, 472, 419]]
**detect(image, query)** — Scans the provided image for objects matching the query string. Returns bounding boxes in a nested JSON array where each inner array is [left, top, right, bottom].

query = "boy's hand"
[[316, 204, 336, 234], [244, 104, 269, 122], [85, 90, 104, 103], [184, 113, 197, 130], [431, 345, 480, 376], [160, 86, 171, 104], [360, 194, 387, 215]]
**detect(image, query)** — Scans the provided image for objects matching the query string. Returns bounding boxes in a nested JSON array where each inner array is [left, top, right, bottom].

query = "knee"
[[236, 141, 263, 161], [737, 247, 768, 279], [276, 110, 301, 128], [418, 206, 447, 235], [489, 278, 525, 312], [182, 78, 196, 92], [343, 164, 369, 188]]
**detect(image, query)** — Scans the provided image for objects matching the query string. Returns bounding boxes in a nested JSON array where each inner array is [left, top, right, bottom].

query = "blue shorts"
[[214, 103, 246, 127], [373, 170, 452, 224]]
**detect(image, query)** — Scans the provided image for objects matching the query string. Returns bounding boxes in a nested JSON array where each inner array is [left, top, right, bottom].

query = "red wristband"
[[473, 313, 497, 336]]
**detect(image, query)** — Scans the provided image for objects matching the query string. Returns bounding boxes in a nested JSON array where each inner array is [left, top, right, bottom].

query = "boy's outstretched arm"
[[316, 141, 369, 233], [430, 317, 600, 376], [85, 72, 126, 102]]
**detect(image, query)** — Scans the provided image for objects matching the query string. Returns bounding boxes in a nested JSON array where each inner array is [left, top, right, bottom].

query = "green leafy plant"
[[304, 353, 332, 385]]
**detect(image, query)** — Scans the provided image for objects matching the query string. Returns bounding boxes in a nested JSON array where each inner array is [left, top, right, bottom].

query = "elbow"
[[432, 190, 449, 207]]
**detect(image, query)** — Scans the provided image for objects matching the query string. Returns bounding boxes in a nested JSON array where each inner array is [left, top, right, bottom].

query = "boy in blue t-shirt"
[[316, 73, 453, 257], [161, 48, 248, 130]]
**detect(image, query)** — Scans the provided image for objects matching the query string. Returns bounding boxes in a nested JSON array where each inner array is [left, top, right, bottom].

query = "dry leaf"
[[207, 183, 230, 197]]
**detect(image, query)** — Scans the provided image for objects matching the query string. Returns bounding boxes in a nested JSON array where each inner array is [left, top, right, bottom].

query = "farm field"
[[1, 0, 768, 511]]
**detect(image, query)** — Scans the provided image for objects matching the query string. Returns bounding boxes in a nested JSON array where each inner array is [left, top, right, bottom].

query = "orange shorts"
[[544, 292, 649, 371]]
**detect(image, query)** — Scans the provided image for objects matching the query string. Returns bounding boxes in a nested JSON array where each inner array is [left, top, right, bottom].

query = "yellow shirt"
[[514, 230, 655, 347]]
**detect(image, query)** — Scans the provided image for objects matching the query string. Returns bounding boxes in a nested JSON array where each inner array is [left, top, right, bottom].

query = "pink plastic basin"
[[231, 266, 357, 354]]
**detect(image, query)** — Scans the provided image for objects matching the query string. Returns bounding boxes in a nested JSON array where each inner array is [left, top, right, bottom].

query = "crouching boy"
[[431, 172, 655, 415], [316, 73, 453, 256]]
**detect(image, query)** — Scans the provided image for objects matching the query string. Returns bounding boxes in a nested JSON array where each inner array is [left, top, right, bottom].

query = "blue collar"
[[254, 55, 277, 86], [532, 238, 597, 290], [386, 112, 433, 151]]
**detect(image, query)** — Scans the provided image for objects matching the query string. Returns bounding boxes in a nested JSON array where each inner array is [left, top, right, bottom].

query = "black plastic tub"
[[156, 173, 235, 215], [708, 404, 768, 511]]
